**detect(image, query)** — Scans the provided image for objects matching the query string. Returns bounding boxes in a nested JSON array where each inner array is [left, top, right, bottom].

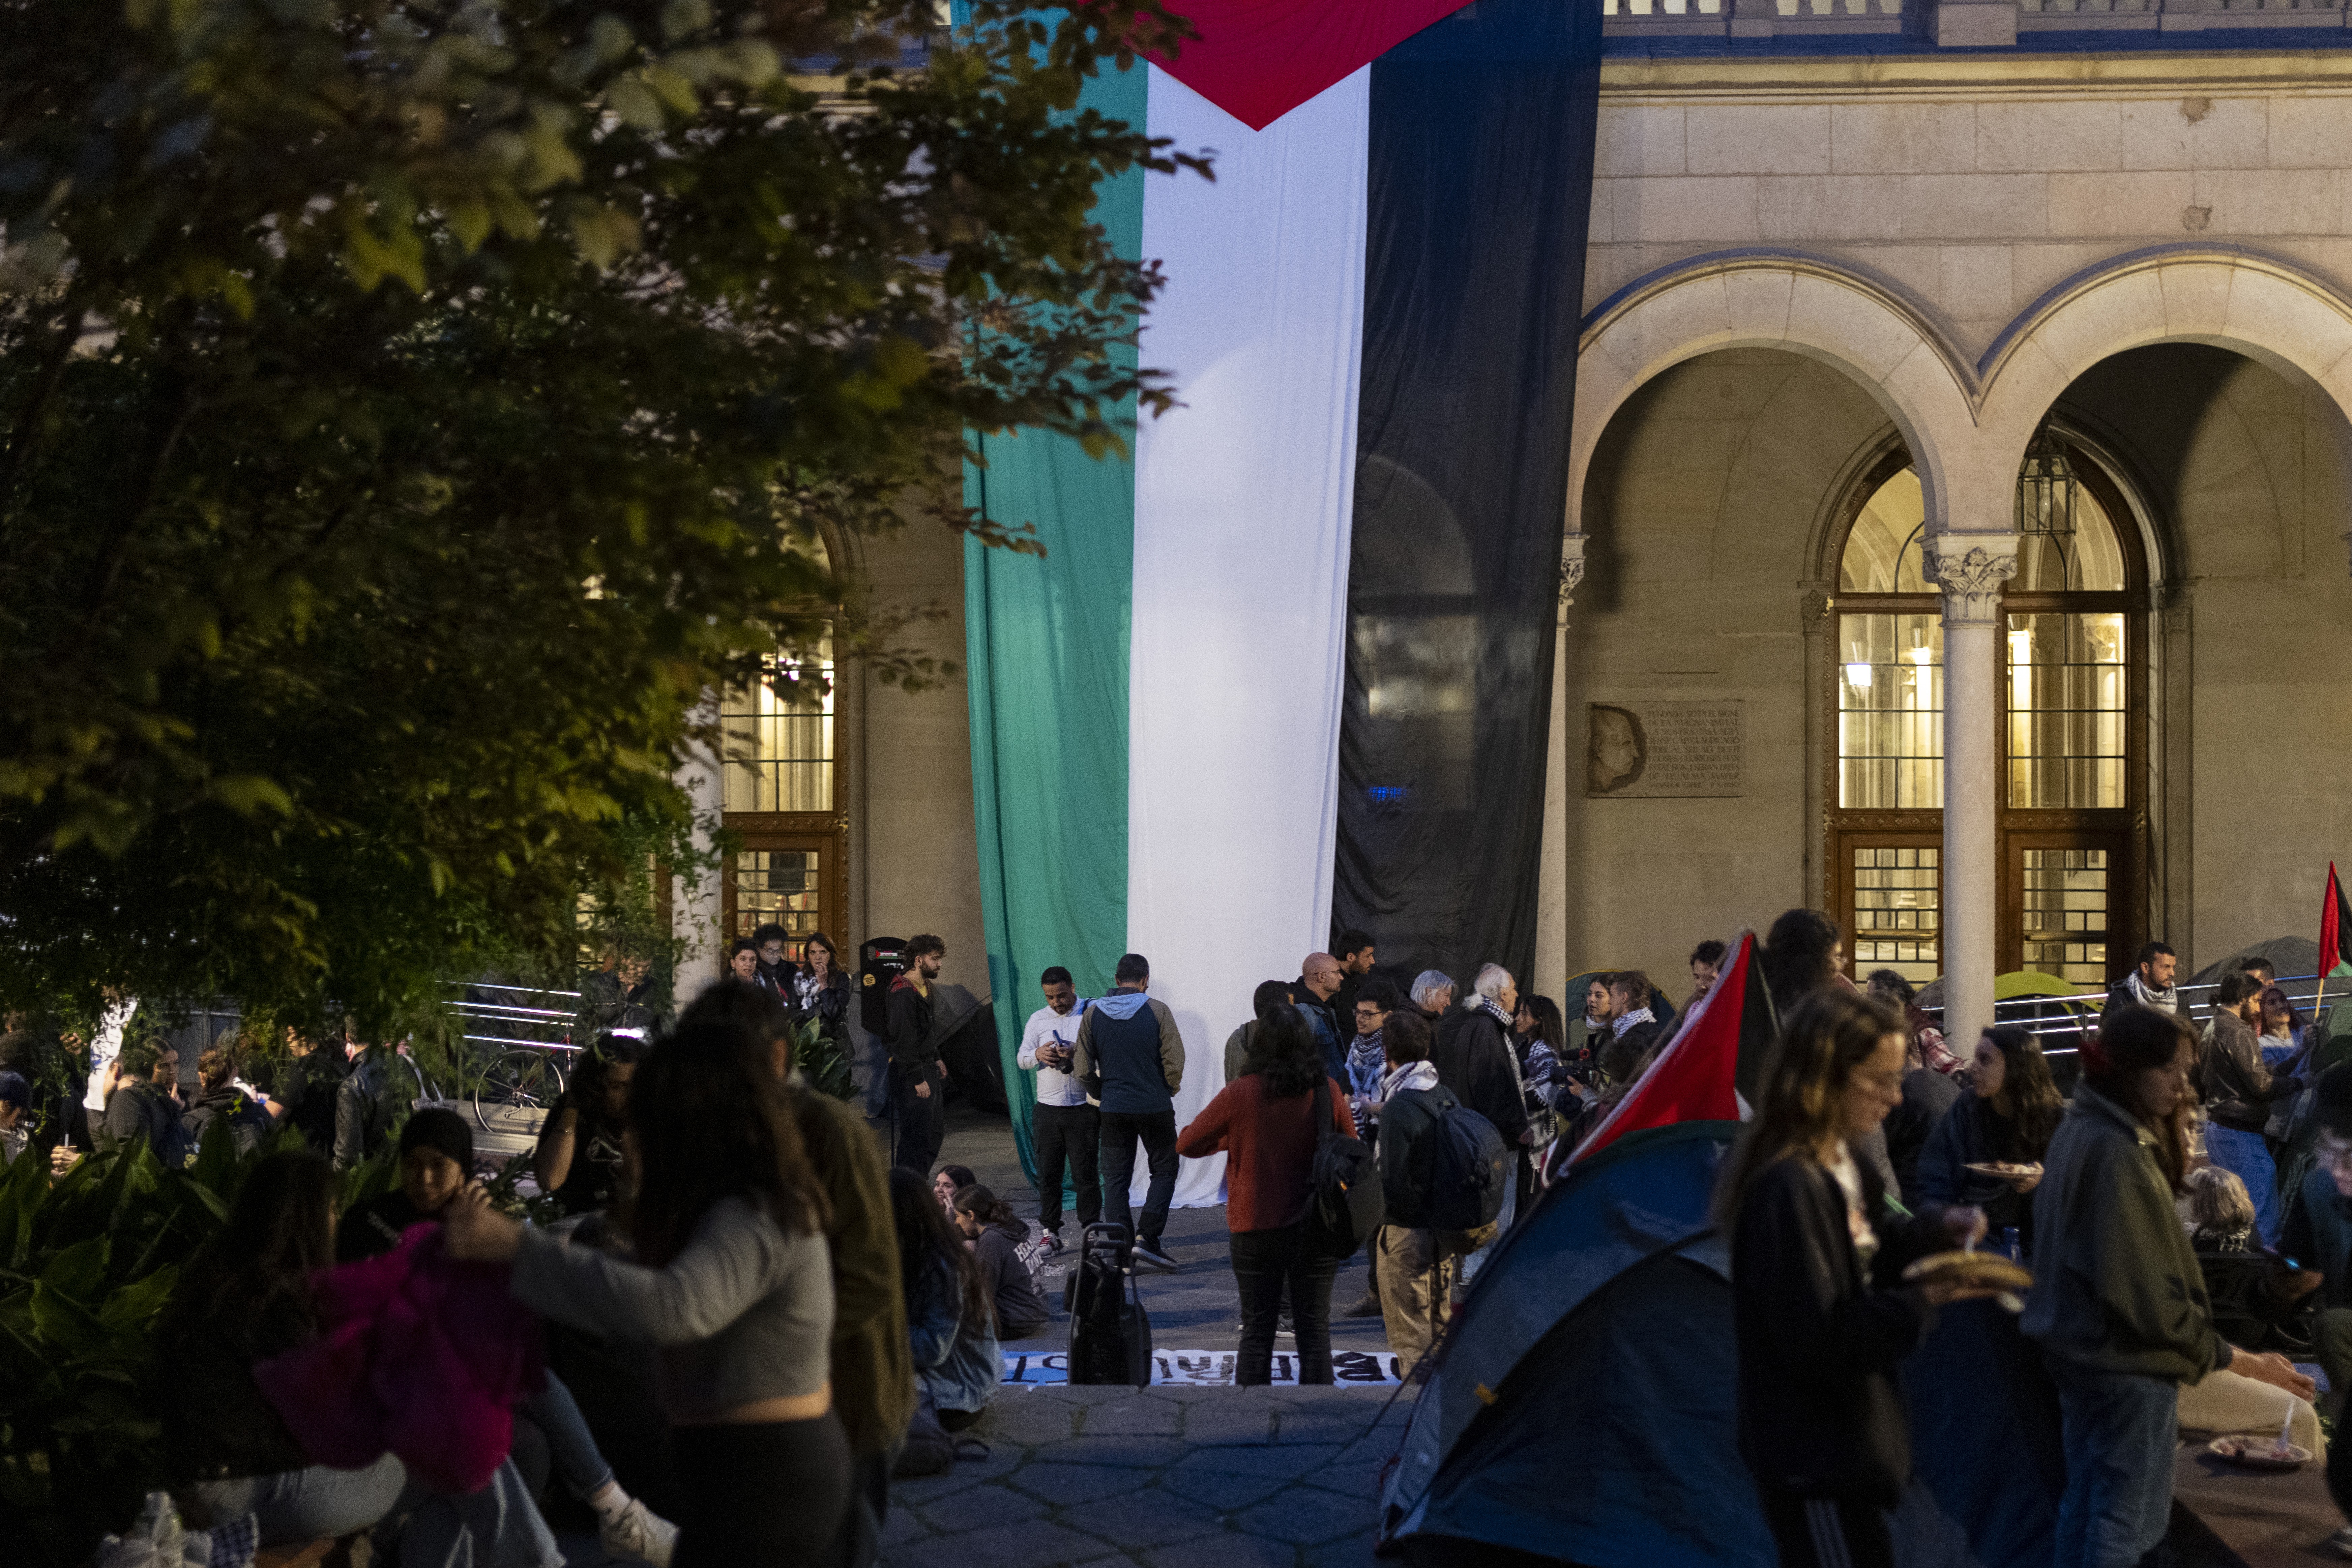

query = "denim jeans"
[[1097, 1108, 1178, 1247], [2206, 1124, 2282, 1243], [2047, 1358, 2180, 1568], [526, 1370, 613, 1499], [1229, 1222, 1338, 1385], [195, 1455, 560, 1567]]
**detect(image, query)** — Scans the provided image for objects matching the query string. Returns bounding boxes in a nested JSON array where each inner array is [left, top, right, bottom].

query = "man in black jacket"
[[100, 1039, 183, 1164], [886, 934, 947, 1173], [1330, 930, 1377, 1032], [1434, 964, 1531, 1295]]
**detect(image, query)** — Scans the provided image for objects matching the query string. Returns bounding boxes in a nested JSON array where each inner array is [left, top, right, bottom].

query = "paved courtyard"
[[885, 1384, 1413, 1568], [876, 1102, 1416, 1566]]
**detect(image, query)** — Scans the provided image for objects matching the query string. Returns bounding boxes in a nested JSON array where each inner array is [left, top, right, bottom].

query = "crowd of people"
[[6, 908, 2346, 1566]]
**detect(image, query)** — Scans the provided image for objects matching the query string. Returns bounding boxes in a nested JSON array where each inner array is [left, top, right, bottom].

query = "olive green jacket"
[[791, 1078, 915, 1456], [2020, 1084, 2229, 1384]]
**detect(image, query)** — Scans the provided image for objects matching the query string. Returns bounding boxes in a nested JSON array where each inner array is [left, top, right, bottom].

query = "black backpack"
[[1309, 1077, 1384, 1260], [1422, 1095, 1512, 1234]]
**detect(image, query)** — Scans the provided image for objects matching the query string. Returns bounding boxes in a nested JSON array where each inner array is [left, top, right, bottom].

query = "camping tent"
[[1378, 1119, 2063, 1568]]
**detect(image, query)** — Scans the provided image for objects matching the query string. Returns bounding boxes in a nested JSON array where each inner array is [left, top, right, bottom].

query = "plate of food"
[[1900, 1251, 2034, 1292], [1962, 1161, 2044, 1182], [2208, 1435, 2310, 1471]]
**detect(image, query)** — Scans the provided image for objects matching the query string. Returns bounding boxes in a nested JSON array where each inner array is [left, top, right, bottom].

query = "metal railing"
[[1920, 973, 2341, 1057]]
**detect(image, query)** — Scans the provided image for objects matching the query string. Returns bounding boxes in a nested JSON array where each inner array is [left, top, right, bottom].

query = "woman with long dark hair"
[[2023, 1004, 2314, 1568], [1715, 990, 1991, 1568], [950, 1183, 1051, 1341], [1175, 1003, 1356, 1385], [888, 1166, 1000, 1429], [793, 932, 853, 1040], [532, 1034, 644, 1218], [166, 1152, 562, 1564], [446, 1022, 848, 1567], [1914, 1026, 2063, 1252], [1759, 908, 1845, 1016]]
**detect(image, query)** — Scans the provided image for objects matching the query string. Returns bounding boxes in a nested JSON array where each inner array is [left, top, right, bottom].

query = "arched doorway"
[[1826, 434, 2149, 988]]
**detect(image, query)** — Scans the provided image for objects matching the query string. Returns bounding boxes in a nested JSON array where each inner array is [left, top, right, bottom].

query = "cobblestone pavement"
[[883, 1383, 1412, 1568]]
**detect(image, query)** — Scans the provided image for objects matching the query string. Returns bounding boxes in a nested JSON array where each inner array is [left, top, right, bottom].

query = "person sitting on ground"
[[1368, 1011, 1470, 1379], [534, 1035, 643, 1218], [2204, 969, 2304, 1243], [950, 1184, 1052, 1341], [1687, 940, 1727, 1010], [340, 1106, 678, 1564], [1176, 1004, 1357, 1386], [447, 1023, 857, 1568], [1226, 979, 1297, 1085], [2025, 1004, 2313, 1568], [930, 1163, 976, 1219], [2265, 1065, 2352, 1550], [182, 1044, 273, 1158], [889, 1166, 1000, 1432], [1715, 989, 1995, 1568], [163, 1151, 564, 1564], [2186, 1165, 2258, 1254], [101, 1038, 184, 1164], [675, 980, 912, 1565], [1914, 1026, 2060, 1255]]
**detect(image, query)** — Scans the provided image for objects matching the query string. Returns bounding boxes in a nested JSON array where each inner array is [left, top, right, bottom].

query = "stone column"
[[1924, 535, 2017, 1061], [1534, 536, 1588, 1002], [672, 701, 727, 1009]]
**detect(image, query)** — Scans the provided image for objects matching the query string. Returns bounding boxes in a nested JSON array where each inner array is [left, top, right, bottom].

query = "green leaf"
[[604, 78, 664, 130], [96, 1266, 178, 1332], [36, 1239, 109, 1306]]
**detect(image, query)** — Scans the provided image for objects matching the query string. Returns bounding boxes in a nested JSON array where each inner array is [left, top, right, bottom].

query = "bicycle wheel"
[[473, 1048, 567, 1133]]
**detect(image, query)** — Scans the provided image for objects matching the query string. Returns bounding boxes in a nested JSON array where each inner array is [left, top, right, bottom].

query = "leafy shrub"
[[0, 1121, 397, 1566]]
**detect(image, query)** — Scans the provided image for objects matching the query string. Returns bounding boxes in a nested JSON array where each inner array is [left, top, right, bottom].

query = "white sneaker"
[[600, 1498, 680, 1567]]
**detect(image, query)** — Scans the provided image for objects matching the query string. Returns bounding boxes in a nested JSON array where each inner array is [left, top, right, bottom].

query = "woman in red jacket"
[[1176, 1004, 1356, 1385]]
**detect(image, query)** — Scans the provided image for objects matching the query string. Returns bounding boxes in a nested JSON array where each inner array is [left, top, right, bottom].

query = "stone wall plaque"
[[1586, 701, 1744, 798]]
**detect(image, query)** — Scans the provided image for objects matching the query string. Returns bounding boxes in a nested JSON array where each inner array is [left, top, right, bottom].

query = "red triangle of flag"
[[1147, 0, 1478, 131], [2324, 862, 2351, 976], [1566, 930, 1760, 1168]]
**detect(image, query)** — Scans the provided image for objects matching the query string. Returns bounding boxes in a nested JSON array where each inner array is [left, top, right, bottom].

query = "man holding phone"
[[1019, 966, 1098, 1254]]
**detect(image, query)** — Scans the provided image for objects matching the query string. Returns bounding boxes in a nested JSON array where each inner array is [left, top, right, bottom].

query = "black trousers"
[[890, 1061, 944, 1174], [1756, 1486, 1894, 1568], [1098, 1108, 1178, 1246], [1230, 1222, 1337, 1386], [1032, 1102, 1101, 1234], [672, 1412, 853, 1568]]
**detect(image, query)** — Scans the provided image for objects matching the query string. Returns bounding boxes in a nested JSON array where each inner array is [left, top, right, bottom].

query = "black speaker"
[[859, 937, 907, 1035]]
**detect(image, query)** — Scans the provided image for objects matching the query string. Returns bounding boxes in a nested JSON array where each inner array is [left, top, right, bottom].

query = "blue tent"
[[1378, 1121, 2063, 1568]]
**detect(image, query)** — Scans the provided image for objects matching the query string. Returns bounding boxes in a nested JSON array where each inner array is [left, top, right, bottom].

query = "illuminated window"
[[719, 641, 834, 813]]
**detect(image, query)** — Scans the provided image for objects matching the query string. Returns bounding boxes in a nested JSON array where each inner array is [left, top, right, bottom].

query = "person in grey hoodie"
[[1072, 952, 1187, 1272], [2023, 1004, 2314, 1568]]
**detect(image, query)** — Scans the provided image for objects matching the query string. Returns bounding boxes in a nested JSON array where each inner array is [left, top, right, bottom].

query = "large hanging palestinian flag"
[[964, 0, 1603, 1195]]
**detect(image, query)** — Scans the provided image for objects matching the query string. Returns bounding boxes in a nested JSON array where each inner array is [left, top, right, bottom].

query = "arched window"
[[1827, 437, 2146, 988]]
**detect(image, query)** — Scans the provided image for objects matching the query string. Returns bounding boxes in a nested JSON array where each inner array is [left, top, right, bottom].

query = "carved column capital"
[[1558, 534, 1587, 620], [1924, 533, 2020, 626]]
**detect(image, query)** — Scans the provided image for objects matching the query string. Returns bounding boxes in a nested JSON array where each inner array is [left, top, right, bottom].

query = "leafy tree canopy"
[[0, 0, 1198, 1030]]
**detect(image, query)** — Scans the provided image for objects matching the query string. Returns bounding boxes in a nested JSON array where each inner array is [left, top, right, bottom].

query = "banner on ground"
[[1002, 1350, 1403, 1387]]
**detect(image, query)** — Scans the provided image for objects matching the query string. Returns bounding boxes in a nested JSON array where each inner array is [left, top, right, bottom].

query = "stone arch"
[[1979, 248, 2352, 505], [1574, 254, 1979, 539]]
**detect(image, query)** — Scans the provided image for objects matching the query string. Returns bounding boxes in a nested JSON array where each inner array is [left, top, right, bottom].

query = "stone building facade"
[[1539, 35, 2352, 1048], [685, 21, 2352, 1056]]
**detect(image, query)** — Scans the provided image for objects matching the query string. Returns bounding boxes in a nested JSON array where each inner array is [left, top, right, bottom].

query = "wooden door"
[[720, 825, 847, 969]]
